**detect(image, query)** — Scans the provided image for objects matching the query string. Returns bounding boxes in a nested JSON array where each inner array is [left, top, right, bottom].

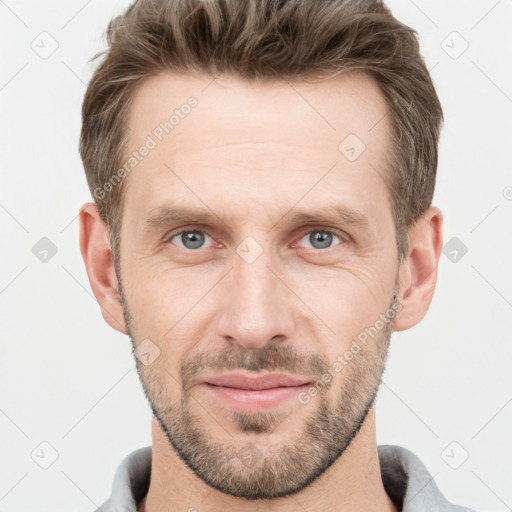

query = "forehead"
[[126, 70, 390, 152], [122, 70, 393, 231]]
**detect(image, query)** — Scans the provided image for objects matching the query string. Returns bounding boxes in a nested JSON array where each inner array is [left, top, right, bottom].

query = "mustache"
[[180, 344, 330, 385]]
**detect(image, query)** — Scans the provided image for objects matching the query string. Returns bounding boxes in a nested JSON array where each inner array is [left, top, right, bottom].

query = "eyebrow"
[[142, 204, 371, 235]]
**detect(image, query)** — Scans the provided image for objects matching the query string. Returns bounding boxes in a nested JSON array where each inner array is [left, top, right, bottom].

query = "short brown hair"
[[79, 0, 443, 271]]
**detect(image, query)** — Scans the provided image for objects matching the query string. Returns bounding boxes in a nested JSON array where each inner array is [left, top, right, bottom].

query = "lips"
[[201, 373, 312, 412], [203, 373, 311, 390]]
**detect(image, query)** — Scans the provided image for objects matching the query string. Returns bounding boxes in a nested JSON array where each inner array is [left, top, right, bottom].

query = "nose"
[[216, 245, 296, 350]]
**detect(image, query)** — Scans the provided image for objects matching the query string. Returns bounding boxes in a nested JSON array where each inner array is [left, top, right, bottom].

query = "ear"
[[393, 205, 443, 332], [79, 202, 128, 334]]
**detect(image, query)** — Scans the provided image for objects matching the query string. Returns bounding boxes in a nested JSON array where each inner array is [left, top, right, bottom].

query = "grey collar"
[[99, 444, 477, 512]]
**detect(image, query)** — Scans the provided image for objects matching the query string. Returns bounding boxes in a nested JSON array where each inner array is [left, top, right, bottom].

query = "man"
[[78, 0, 477, 510]]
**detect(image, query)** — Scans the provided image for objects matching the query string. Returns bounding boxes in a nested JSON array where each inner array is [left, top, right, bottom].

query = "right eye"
[[167, 230, 215, 250]]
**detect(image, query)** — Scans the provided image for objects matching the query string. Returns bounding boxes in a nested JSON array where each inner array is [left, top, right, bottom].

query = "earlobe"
[[79, 202, 128, 334], [393, 206, 444, 332]]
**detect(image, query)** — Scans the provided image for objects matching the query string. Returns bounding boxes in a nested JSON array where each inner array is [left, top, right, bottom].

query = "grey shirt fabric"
[[94, 444, 477, 511]]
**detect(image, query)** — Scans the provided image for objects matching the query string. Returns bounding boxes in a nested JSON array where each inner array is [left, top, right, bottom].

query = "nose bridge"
[[216, 237, 294, 348], [235, 245, 274, 310]]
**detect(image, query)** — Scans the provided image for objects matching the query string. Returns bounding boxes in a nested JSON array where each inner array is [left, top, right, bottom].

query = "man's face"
[[117, 70, 401, 499]]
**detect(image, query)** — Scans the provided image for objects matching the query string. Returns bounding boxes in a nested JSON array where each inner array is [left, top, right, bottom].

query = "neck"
[[139, 407, 398, 512]]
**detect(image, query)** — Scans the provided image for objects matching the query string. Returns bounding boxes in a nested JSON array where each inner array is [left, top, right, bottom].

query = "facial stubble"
[[116, 268, 399, 500]]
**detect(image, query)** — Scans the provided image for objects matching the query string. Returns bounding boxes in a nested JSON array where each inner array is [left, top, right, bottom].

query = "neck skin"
[[138, 407, 399, 512]]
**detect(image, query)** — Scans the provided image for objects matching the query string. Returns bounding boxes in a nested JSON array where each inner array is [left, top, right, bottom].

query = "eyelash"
[[163, 227, 348, 252]]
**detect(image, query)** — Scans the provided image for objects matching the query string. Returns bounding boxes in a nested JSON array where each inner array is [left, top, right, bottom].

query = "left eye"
[[296, 230, 343, 250]]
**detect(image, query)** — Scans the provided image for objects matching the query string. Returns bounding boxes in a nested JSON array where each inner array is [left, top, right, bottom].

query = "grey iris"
[[310, 231, 333, 249], [181, 231, 205, 249]]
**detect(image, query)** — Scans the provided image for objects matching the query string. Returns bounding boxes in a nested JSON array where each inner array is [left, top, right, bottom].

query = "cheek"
[[290, 258, 391, 324], [124, 271, 213, 381], [138, 357, 177, 405], [124, 261, 210, 330]]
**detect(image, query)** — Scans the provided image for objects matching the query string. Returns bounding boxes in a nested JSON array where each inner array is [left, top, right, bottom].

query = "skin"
[[79, 70, 443, 512]]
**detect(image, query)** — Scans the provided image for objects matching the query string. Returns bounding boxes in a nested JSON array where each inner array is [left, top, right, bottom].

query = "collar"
[[102, 444, 476, 511]]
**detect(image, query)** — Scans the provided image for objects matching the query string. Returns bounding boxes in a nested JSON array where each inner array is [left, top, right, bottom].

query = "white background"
[[1, 0, 511, 511]]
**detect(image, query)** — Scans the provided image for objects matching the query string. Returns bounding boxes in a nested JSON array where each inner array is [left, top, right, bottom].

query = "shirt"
[[94, 444, 478, 511]]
